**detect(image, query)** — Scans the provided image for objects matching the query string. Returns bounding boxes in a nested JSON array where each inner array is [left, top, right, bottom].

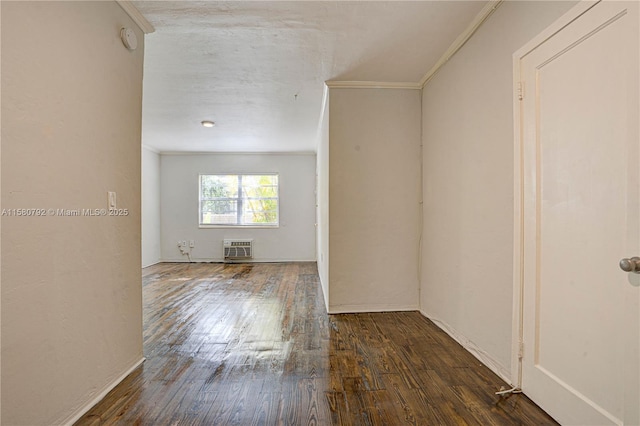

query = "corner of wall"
[[60, 357, 145, 426], [316, 85, 330, 313], [419, 310, 512, 384], [142, 147, 161, 267]]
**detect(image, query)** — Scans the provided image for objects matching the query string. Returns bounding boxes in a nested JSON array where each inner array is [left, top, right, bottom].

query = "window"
[[199, 174, 279, 227]]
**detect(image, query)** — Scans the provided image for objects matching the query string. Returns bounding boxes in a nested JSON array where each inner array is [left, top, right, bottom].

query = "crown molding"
[[116, 1, 155, 34], [420, 0, 503, 88], [326, 1, 503, 91], [325, 81, 422, 90]]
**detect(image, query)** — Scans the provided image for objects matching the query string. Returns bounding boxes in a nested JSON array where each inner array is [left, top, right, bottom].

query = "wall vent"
[[223, 239, 253, 261]]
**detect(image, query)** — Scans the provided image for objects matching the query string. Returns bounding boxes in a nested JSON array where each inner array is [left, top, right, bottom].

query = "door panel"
[[520, 1, 639, 424]]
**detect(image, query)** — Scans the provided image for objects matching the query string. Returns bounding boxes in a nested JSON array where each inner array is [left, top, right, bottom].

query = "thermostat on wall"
[[120, 28, 137, 51]]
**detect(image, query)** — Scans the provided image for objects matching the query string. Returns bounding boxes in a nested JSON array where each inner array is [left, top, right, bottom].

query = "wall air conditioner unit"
[[223, 239, 253, 262]]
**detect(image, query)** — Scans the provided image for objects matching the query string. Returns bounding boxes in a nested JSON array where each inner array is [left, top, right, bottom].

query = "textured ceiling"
[[134, 1, 488, 153]]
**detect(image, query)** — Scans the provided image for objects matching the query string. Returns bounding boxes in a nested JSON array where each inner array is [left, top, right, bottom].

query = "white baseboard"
[[329, 304, 419, 314], [160, 258, 317, 263], [142, 260, 161, 268], [419, 310, 512, 385], [61, 356, 145, 426]]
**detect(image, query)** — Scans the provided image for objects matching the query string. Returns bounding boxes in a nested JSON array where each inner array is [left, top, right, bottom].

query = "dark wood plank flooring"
[[75, 262, 557, 425]]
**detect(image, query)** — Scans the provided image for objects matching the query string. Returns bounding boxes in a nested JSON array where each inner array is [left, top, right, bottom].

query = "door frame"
[[510, 0, 602, 390]]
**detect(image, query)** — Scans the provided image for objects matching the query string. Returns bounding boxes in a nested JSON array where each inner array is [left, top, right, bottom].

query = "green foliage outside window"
[[200, 174, 278, 226]]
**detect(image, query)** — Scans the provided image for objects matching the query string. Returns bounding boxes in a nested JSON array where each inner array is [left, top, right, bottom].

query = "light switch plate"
[[108, 192, 116, 209]]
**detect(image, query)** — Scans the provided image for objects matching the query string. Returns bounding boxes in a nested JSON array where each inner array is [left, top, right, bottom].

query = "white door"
[[519, 1, 639, 425]]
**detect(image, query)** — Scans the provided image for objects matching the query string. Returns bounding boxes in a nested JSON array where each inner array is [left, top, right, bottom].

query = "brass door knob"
[[619, 257, 640, 273]]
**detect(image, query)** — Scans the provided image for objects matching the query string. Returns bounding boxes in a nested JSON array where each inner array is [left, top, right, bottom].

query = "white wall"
[[142, 147, 161, 267], [328, 88, 421, 313], [1, 2, 145, 424], [160, 153, 316, 262], [420, 0, 577, 379], [316, 88, 330, 309]]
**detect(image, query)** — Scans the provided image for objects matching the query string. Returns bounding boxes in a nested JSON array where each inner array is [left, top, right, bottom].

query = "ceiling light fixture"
[[201, 120, 215, 128]]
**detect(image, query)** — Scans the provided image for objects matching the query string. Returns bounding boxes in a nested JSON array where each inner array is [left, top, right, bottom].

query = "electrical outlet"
[[181, 240, 187, 247]]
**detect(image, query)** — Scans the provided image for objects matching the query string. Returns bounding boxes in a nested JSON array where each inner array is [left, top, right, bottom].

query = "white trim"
[[142, 260, 162, 268], [325, 81, 421, 90], [160, 258, 317, 263], [512, 0, 599, 60], [328, 304, 419, 314], [61, 357, 145, 426], [316, 2, 508, 92], [511, 0, 602, 391], [420, 310, 512, 385], [116, 1, 155, 34], [315, 83, 329, 151], [420, 0, 503, 88], [510, 54, 524, 389], [159, 151, 316, 156], [142, 144, 160, 154]]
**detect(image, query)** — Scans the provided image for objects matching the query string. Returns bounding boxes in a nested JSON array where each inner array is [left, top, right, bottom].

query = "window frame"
[[198, 173, 280, 228]]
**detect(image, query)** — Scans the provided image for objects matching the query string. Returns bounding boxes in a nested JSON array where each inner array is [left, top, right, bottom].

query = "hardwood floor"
[[75, 262, 557, 425]]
